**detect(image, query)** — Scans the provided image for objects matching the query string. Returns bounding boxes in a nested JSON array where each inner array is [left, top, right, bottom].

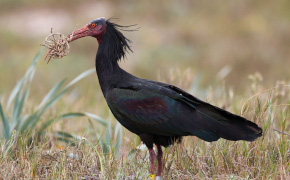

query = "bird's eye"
[[91, 23, 96, 28]]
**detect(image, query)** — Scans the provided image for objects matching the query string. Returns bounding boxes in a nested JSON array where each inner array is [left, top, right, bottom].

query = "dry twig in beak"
[[41, 29, 72, 64]]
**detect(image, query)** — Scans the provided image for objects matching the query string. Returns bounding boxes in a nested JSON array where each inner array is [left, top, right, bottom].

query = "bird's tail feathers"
[[194, 104, 262, 142]]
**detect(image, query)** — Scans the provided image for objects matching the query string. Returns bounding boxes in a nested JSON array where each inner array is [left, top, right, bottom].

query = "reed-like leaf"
[[53, 131, 84, 146], [19, 112, 39, 132], [114, 122, 122, 154], [37, 79, 66, 110], [6, 77, 26, 111], [6, 50, 41, 110], [37, 89, 68, 117], [4, 130, 18, 156], [0, 102, 10, 139], [12, 85, 30, 128], [60, 112, 108, 126], [54, 131, 75, 139], [105, 118, 112, 144], [90, 141, 104, 173], [59, 112, 86, 119], [84, 112, 108, 126], [11, 90, 21, 124], [65, 69, 95, 89], [97, 133, 108, 154], [38, 118, 55, 133]]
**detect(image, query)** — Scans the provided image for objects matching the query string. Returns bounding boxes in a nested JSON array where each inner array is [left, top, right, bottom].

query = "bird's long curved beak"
[[68, 25, 89, 42]]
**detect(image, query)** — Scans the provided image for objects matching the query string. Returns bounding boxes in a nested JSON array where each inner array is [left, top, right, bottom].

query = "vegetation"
[[0, 0, 289, 179]]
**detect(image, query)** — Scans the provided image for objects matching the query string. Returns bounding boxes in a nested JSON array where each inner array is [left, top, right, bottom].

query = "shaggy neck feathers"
[[97, 20, 133, 63]]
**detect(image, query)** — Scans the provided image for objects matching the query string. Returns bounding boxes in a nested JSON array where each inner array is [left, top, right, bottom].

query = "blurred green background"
[[0, 0, 289, 120]]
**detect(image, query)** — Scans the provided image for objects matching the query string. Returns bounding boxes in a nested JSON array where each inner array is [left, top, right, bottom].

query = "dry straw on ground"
[[41, 28, 72, 64]]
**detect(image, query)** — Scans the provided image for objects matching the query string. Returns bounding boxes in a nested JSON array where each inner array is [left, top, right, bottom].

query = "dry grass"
[[41, 30, 72, 64]]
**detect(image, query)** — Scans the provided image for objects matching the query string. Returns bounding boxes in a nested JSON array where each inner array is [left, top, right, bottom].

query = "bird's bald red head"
[[69, 17, 107, 43]]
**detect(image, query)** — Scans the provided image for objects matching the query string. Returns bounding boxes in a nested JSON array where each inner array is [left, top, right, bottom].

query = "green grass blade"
[[11, 69, 35, 120], [11, 90, 21, 124], [83, 112, 108, 126], [37, 79, 66, 110], [96, 133, 108, 154], [37, 89, 68, 117], [38, 118, 55, 133], [103, 118, 112, 154], [65, 69, 95, 89], [19, 113, 39, 132], [59, 112, 108, 126], [54, 131, 75, 139], [56, 138, 75, 145], [94, 148, 104, 174], [25, 49, 42, 79], [6, 50, 41, 110], [26, 49, 42, 73], [53, 131, 81, 146], [0, 102, 10, 139], [114, 122, 122, 154], [59, 112, 86, 119], [13, 85, 30, 127], [105, 124, 111, 145], [4, 130, 18, 156], [6, 79, 25, 111], [87, 140, 104, 174]]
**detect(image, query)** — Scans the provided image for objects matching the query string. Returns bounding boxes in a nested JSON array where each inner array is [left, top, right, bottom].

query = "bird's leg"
[[156, 144, 163, 179], [149, 148, 156, 174]]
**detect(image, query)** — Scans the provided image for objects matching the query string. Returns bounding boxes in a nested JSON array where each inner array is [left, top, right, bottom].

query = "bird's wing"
[[106, 79, 262, 142], [106, 82, 193, 137]]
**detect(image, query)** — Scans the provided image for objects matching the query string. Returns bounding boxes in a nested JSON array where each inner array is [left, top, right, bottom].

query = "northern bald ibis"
[[57, 18, 262, 179]]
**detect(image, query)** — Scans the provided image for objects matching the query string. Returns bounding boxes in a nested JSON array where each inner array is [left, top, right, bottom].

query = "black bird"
[[64, 17, 262, 179]]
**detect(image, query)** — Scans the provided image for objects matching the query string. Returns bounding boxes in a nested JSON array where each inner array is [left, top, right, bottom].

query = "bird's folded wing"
[[107, 82, 201, 136]]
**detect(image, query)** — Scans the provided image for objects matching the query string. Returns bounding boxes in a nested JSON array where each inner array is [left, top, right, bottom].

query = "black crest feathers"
[[99, 19, 136, 62]]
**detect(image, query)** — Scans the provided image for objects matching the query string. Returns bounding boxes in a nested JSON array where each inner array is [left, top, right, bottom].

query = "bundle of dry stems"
[[41, 28, 72, 63]]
